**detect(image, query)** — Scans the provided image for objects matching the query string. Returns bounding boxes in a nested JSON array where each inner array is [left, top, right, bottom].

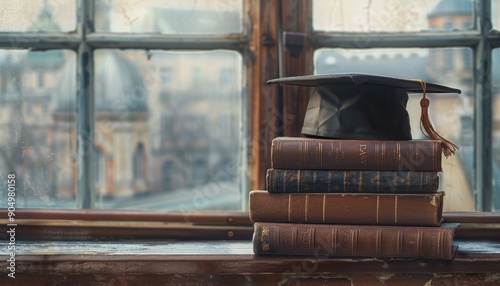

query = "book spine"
[[249, 191, 444, 226], [266, 169, 439, 193], [271, 137, 442, 171], [253, 222, 456, 259]]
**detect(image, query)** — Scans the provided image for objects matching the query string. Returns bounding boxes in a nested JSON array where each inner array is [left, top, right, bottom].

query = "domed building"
[[53, 50, 150, 200]]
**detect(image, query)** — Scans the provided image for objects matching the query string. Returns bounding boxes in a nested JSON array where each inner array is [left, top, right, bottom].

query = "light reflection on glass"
[[313, 0, 474, 32], [0, 50, 77, 208], [94, 0, 243, 34]]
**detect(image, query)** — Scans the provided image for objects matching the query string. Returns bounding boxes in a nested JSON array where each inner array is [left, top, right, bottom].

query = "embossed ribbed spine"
[[270, 137, 442, 171], [266, 169, 440, 193], [253, 222, 458, 259], [249, 191, 445, 226]]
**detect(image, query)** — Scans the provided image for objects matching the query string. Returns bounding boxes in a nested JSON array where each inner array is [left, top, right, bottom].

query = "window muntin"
[[313, 0, 474, 32], [94, 0, 243, 34]]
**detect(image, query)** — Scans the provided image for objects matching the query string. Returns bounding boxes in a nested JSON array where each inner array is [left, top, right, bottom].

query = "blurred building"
[[0, 2, 243, 209]]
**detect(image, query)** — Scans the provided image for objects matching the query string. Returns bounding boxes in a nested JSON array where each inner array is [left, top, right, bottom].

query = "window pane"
[[314, 48, 475, 211], [88, 49, 243, 210], [493, 48, 500, 210], [0, 0, 76, 32], [0, 50, 77, 208], [313, 0, 474, 32], [494, 0, 500, 29], [95, 0, 243, 34]]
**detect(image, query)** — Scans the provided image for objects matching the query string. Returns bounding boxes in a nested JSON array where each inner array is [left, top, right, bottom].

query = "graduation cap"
[[266, 73, 461, 157]]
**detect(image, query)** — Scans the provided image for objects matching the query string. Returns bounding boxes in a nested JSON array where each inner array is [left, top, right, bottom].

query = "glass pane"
[[95, 0, 243, 34], [90, 49, 243, 210], [0, 0, 76, 32], [493, 48, 500, 210], [0, 50, 77, 208], [314, 48, 475, 211], [494, 0, 500, 29], [313, 0, 474, 32]]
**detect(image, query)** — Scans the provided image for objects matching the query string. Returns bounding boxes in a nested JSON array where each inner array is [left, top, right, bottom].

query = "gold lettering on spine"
[[261, 226, 270, 252], [305, 195, 309, 222], [297, 170, 301, 193], [376, 196, 380, 223], [359, 144, 367, 167], [394, 196, 398, 224]]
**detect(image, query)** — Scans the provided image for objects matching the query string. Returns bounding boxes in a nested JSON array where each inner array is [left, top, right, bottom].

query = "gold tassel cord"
[[416, 80, 460, 158]]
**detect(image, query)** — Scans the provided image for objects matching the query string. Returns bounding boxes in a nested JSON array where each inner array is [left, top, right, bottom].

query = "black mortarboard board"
[[266, 73, 461, 157]]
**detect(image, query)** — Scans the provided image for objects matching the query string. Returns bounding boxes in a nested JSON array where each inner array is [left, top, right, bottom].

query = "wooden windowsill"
[[1, 209, 499, 284], [2, 239, 499, 272]]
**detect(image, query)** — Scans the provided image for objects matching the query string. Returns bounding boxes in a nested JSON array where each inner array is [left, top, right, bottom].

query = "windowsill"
[[1, 239, 499, 284], [1, 209, 499, 284]]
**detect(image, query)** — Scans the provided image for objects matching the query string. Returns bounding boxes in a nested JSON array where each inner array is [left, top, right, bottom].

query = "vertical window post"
[[475, 0, 493, 211], [77, 0, 95, 208]]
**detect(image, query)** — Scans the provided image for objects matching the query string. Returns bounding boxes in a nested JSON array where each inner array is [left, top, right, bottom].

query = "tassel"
[[417, 80, 460, 158]]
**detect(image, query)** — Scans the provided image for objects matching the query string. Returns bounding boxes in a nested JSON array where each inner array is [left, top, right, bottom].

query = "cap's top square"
[[266, 73, 461, 94], [267, 73, 461, 156]]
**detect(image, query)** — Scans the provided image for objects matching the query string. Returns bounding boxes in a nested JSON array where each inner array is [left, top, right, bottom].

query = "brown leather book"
[[249, 191, 444, 226], [253, 222, 459, 260], [271, 137, 442, 171], [266, 169, 439, 193]]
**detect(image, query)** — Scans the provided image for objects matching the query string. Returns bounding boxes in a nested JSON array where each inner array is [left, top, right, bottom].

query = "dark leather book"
[[253, 222, 459, 260], [266, 169, 439, 193], [271, 137, 442, 171], [249, 191, 444, 226]]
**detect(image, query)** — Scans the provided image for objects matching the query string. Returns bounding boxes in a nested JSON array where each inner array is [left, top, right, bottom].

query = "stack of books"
[[249, 136, 459, 260]]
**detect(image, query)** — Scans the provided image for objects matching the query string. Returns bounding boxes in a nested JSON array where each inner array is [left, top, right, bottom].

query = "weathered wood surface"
[[1, 240, 500, 285]]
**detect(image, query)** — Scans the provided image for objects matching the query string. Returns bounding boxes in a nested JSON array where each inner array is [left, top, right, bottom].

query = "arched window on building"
[[133, 142, 145, 182]]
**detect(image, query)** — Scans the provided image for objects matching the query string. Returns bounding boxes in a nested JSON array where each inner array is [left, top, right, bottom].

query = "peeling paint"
[[277, 274, 353, 286], [377, 273, 394, 284]]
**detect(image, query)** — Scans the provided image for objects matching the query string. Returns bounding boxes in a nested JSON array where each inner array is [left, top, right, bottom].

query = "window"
[[312, 0, 499, 211], [1, 0, 498, 237]]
